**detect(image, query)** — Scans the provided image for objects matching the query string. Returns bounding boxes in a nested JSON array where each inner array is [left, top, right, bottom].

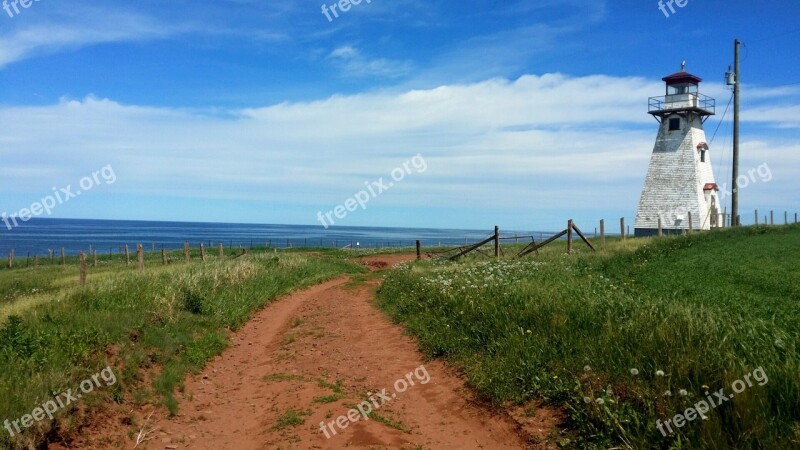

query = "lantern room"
[[648, 66, 715, 121]]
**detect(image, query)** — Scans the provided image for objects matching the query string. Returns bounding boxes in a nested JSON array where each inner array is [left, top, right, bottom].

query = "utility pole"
[[731, 39, 741, 225]]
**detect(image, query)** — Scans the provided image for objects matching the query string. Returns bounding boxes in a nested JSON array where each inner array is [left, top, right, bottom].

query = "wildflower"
[[583, 396, 591, 403], [526, 329, 532, 334], [664, 390, 672, 397], [630, 368, 639, 376], [656, 370, 665, 377], [584, 365, 592, 372], [679, 389, 688, 396], [596, 398, 605, 405]]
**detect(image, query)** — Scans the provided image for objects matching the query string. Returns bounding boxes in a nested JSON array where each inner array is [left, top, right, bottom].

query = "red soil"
[[64, 254, 562, 449]]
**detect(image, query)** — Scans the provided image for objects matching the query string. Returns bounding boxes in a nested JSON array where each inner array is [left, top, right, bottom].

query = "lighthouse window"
[[669, 118, 681, 131], [701, 150, 706, 162]]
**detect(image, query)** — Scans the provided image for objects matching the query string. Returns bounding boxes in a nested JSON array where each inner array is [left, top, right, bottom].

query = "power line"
[[710, 92, 733, 145]]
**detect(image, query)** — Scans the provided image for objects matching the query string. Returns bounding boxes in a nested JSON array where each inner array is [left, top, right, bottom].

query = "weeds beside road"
[[0, 247, 362, 449], [378, 225, 800, 449]]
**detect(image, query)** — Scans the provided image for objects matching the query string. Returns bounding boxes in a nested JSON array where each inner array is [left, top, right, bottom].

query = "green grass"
[[366, 411, 412, 434], [347, 402, 412, 434], [272, 408, 311, 430], [313, 394, 344, 404], [0, 248, 361, 449], [377, 225, 800, 449]]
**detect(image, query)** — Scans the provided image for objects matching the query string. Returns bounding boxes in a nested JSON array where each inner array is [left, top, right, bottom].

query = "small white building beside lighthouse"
[[634, 65, 721, 236]]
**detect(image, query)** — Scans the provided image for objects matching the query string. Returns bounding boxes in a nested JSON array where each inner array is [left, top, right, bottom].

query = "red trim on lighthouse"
[[662, 72, 703, 85], [703, 183, 718, 191], [697, 142, 709, 150]]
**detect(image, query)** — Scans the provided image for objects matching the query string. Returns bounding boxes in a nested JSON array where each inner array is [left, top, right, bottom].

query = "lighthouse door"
[[709, 195, 720, 228]]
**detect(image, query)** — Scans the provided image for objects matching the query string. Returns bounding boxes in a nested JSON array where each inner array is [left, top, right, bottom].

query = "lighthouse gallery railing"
[[648, 93, 715, 115]]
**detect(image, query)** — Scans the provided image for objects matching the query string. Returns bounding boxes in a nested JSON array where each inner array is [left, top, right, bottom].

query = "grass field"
[[0, 246, 363, 449], [377, 225, 800, 449]]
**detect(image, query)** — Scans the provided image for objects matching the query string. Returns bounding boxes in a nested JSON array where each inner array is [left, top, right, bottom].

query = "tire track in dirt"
[[77, 254, 558, 449]]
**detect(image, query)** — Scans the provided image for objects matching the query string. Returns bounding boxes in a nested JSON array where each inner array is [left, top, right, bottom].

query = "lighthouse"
[[634, 64, 721, 236]]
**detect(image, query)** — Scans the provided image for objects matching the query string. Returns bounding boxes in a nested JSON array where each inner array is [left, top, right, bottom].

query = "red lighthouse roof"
[[662, 71, 703, 85]]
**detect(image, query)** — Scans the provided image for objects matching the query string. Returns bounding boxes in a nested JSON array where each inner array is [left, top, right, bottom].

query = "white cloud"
[[326, 45, 412, 78], [0, 5, 193, 68], [1, 73, 797, 225]]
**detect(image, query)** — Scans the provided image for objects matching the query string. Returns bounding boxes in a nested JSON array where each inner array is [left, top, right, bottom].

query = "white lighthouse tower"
[[635, 64, 721, 236]]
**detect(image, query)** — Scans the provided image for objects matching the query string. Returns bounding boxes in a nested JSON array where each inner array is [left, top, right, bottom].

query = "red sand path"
[[70, 254, 560, 449]]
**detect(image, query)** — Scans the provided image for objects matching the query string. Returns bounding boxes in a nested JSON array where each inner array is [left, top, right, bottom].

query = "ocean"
[[0, 218, 541, 257]]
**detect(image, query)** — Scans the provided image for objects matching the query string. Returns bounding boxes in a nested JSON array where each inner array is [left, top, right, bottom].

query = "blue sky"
[[0, 0, 798, 231]]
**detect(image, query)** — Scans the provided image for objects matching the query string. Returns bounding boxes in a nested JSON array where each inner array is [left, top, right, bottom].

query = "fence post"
[[61, 248, 66, 266], [785, 211, 788, 225], [416, 240, 421, 260], [567, 220, 573, 254], [161, 248, 168, 265], [620, 217, 625, 240], [755, 209, 759, 225], [7, 250, 13, 269], [137, 244, 144, 273], [79, 251, 87, 286], [125, 244, 130, 265], [688, 211, 693, 233], [494, 226, 500, 258], [218, 243, 224, 259], [599, 219, 606, 249], [200, 243, 206, 262], [658, 216, 663, 237], [771, 210, 774, 225], [184, 242, 191, 263], [93, 250, 98, 267]]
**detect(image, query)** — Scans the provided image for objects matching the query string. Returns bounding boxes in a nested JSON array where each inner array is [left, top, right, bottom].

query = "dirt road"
[[75, 254, 557, 449]]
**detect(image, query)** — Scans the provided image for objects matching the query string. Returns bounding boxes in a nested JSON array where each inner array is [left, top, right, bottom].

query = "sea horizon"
[[0, 217, 557, 256]]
